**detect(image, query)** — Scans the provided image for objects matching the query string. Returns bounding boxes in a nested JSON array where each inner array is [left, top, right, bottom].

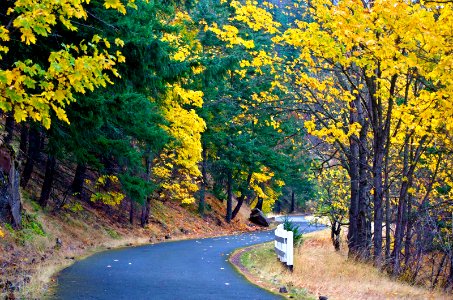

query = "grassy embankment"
[[0, 193, 255, 299], [232, 229, 450, 300]]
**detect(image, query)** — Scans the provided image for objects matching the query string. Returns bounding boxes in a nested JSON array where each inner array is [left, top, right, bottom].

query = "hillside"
[[0, 192, 257, 299]]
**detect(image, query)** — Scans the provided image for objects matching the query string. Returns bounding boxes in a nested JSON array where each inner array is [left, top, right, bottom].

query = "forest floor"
[[0, 192, 258, 299], [231, 229, 450, 300]]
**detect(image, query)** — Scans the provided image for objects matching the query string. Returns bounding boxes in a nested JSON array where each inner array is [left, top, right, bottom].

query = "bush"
[[283, 216, 304, 247]]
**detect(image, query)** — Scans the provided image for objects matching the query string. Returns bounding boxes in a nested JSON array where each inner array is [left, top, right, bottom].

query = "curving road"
[[53, 216, 324, 300]]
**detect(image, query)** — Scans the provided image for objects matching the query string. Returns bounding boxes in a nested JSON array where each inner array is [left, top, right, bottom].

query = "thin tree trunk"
[[448, 255, 453, 290], [403, 194, 414, 268], [393, 136, 426, 275], [140, 154, 153, 227], [231, 172, 252, 220], [254, 196, 263, 211], [384, 160, 391, 262], [4, 112, 15, 146], [0, 145, 22, 228], [129, 198, 135, 225], [290, 190, 295, 213], [21, 126, 41, 188], [199, 146, 207, 216], [372, 135, 385, 266], [71, 163, 86, 196], [347, 132, 360, 257], [226, 170, 233, 223], [331, 220, 341, 251], [39, 154, 56, 207], [432, 253, 448, 289], [19, 124, 29, 157], [141, 196, 151, 227], [358, 113, 370, 258]]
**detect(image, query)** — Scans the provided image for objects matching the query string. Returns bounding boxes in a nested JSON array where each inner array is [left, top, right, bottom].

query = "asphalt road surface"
[[53, 216, 324, 300]]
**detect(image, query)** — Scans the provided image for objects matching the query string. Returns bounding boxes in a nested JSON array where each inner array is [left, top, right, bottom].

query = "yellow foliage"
[[249, 168, 282, 213], [152, 84, 206, 204], [316, 167, 350, 219], [89, 175, 125, 206], [0, 0, 129, 128], [161, 10, 202, 63]]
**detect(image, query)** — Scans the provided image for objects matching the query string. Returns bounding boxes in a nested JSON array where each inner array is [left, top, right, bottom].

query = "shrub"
[[283, 216, 304, 247]]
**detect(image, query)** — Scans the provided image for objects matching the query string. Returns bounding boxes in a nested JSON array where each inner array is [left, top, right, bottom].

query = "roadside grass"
[[236, 229, 450, 300], [239, 245, 314, 299]]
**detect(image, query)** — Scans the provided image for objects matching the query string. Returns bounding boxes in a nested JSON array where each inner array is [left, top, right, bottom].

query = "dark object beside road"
[[249, 208, 270, 227]]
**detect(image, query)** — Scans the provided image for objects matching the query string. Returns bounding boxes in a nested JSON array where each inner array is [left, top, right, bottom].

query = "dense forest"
[[0, 0, 452, 294]]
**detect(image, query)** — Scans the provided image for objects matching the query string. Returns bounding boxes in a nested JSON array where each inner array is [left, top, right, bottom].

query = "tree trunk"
[[331, 220, 341, 251], [0, 146, 21, 228], [21, 126, 41, 188], [448, 255, 453, 290], [372, 137, 384, 266], [254, 196, 263, 211], [226, 170, 233, 223], [140, 154, 153, 227], [290, 190, 295, 213], [141, 196, 151, 227], [432, 253, 448, 289], [39, 154, 56, 208], [358, 113, 370, 258], [384, 161, 391, 262], [231, 172, 252, 220], [347, 130, 360, 257], [231, 194, 245, 220], [199, 146, 207, 216], [403, 194, 414, 268], [129, 198, 135, 225], [19, 124, 29, 157], [71, 163, 86, 196], [392, 136, 426, 275], [4, 112, 15, 146]]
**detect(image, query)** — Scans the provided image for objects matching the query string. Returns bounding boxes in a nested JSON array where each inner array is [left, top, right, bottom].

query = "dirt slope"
[[0, 193, 258, 299]]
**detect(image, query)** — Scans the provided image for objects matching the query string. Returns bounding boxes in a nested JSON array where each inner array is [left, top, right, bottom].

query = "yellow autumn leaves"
[[0, 0, 131, 128], [152, 84, 206, 204]]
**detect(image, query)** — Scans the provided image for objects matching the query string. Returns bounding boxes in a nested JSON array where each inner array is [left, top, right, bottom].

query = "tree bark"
[[0, 145, 21, 228], [290, 190, 295, 213], [19, 123, 29, 157], [358, 109, 370, 258], [21, 126, 41, 188], [347, 125, 360, 257], [39, 154, 56, 208], [199, 146, 207, 216], [432, 253, 447, 289], [129, 198, 135, 225], [140, 154, 153, 227], [254, 196, 264, 211], [226, 170, 233, 223], [403, 194, 414, 268], [392, 136, 426, 275], [372, 136, 385, 266], [231, 172, 252, 220], [384, 157, 391, 262], [331, 220, 341, 251], [4, 112, 15, 146], [71, 163, 86, 196], [448, 255, 453, 290]]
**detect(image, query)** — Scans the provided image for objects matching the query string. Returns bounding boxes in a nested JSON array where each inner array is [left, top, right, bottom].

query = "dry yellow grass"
[[237, 229, 450, 300]]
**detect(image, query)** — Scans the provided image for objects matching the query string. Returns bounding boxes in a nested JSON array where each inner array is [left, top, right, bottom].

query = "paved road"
[[53, 216, 324, 300]]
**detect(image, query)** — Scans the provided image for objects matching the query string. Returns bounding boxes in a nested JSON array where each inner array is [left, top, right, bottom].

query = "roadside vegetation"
[[235, 230, 450, 300]]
